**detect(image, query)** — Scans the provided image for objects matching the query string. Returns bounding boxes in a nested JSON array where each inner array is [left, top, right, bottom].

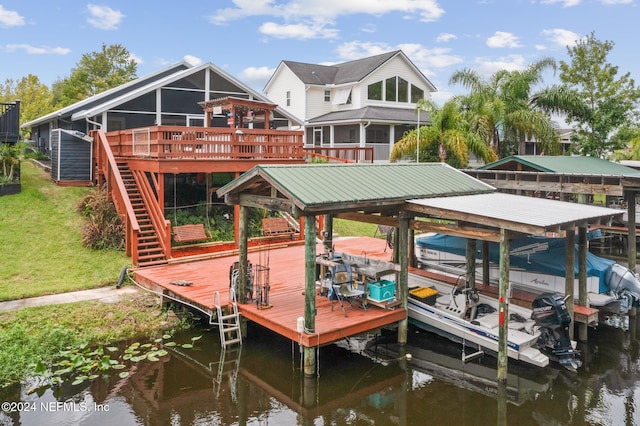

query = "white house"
[[264, 50, 437, 162]]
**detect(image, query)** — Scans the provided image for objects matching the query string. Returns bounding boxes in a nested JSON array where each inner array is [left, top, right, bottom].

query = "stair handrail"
[[92, 130, 140, 263], [132, 169, 172, 258]]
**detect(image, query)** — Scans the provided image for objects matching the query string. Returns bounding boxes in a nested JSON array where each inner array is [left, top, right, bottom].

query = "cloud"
[[3, 44, 70, 55], [472, 54, 528, 76], [436, 33, 457, 43], [0, 5, 24, 27], [486, 31, 522, 48], [259, 21, 339, 39], [239, 65, 276, 89], [209, 0, 445, 25], [542, 28, 581, 48], [183, 55, 202, 66], [600, 0, 632, 4], [129, 53, 144, 65], [86, 4, 124, 30], [540, 0, 581, 6]]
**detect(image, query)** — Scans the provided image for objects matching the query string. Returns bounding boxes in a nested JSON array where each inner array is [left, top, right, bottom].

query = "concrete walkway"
[[0, 286, 139, 313]]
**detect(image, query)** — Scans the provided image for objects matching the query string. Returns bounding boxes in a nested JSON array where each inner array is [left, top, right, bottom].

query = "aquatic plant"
[[28, 334, 202, 391]]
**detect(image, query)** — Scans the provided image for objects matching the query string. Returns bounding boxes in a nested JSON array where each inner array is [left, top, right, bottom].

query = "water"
[[2, 313, 640, 426]]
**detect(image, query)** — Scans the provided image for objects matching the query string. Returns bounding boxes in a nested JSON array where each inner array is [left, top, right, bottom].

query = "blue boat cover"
[[416, 233, 614, 293]]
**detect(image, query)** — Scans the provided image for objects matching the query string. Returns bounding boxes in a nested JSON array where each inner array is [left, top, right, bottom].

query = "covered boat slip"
[[216, 163, 623, 379]]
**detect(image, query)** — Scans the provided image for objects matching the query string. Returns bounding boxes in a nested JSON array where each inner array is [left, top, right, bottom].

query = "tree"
[[559, 32, 640, 158], [390, 98, 497, 167], [450, 58, 583, 157], [609, 126, 640, 160], [52, 43, 137, 108]]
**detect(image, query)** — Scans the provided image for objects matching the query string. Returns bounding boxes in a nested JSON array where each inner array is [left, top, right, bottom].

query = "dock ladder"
[[212, 288, 242, 348]]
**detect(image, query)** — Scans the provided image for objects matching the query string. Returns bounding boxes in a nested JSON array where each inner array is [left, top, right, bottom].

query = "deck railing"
[[104, 126, 305, 161], [92, 129, 141, 264], [304, 146, 374, 163], [0, 100, 20, 144]]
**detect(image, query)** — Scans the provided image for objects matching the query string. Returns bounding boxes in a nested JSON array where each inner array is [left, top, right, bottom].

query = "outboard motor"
[[605, 263, 640, 312], [531, 292, 582, 371]]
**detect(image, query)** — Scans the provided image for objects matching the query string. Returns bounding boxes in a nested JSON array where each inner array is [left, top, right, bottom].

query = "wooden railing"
[[304, 146, 374, 163], [104, 126, 305, 161], [0, 100, 20, 143], [132, 169, 171, 258], [92, 130, 141, 264]]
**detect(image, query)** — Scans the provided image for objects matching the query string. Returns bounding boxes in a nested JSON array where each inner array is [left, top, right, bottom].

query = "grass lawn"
[[0, 162, 129, 301]]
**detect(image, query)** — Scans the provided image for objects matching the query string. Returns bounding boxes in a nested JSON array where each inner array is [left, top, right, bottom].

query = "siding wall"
[[51, 130, 92, 182]]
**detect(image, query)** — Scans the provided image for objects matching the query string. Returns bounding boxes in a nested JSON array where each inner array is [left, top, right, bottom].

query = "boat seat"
[[474, 312, 500, 329]]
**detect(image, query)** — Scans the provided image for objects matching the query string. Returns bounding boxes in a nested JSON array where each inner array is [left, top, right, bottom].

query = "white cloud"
[[540, 0, 582, 7], [129, 53, 144, 65], [183, 55, 202, 66], [600, 0, 632, 4], [486, 31, 522, 48], [209, 0, 445, 25], [436, 33, 457, 43], [0, 5, 24, 27], [3, 44, 70, 55], [398, 43, 463, 69], [542, 28, 581, 48], [259, 21, 339, 39], [86, 4, 124, 30], [473, 54, 528, 76], [239, 65, 275, 89]]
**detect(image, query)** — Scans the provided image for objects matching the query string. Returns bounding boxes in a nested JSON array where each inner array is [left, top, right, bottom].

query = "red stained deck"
[[132, 236, 405, 347]]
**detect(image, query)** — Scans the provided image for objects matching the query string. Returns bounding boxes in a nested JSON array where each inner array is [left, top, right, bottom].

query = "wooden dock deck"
[[132, 236, 405, 348]]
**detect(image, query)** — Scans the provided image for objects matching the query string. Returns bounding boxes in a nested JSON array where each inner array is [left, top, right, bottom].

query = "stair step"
[[219, 313, 239, 321]]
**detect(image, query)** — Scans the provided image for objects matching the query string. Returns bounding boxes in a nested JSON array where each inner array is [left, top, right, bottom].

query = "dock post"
[[578, 226, 588, 342], [303, 215, 317, 377], [627, 190, 637, 273], [482, 240, 490, 286], [466, 239, 476, 290], [497, 229, 511, 382], [397, 216, 409, 346], [565, 225, 575, 341], [238, 205, 249, 304]]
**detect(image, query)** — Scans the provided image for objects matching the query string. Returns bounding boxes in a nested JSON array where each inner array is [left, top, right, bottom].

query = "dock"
[[132, 237, 406, 348]]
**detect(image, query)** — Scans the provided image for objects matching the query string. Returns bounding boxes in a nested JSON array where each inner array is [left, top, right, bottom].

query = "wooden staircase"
[[117, 161, 168, 267]]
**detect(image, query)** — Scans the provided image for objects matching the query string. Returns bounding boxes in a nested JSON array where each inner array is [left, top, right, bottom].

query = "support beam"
[[578, 226, 588, 342], [482, 240, 490, 286], [397, 216, 409, 346], [628, 190, 637, 273], [466, 239, 476, 290], [497, 229, 511, 382], [303, 215, 317, 377], [564, 226, 575, 341], [238, 205, 249, 304]]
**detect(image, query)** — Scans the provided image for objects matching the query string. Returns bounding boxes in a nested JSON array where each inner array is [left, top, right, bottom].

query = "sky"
[[0, 0, 638, 104]]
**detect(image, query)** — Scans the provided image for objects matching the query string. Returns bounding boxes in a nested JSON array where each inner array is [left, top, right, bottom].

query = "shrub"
[[77, 190, 125, 250]]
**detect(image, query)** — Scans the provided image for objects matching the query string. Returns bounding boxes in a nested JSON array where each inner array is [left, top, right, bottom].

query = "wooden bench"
[[262, 217, 295, 237], [173, 224, 210, 243]]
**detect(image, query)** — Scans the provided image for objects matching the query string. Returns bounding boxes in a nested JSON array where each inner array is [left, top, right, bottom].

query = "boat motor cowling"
[[531, 292, 582, 371]]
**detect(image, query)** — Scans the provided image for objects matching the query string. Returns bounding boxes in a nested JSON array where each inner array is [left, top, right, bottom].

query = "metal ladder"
[[212, 288, 242, 348]]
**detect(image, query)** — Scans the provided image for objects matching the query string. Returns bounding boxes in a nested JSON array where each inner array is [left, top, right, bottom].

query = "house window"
[[385, 77, 396, 102], [286, 90, 291, 107], [398, 78, 408, 103], [324, 90, 331, 102], [332, 87, 352, 105], [368, 81, 382, 100], [411, 85, 424, 103]]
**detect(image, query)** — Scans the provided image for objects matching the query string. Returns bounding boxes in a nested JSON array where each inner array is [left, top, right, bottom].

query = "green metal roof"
[[479, 155, 640, 176], [218, 163, 495, 213]]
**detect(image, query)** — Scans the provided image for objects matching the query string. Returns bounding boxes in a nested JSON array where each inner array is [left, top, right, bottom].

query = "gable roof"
[[23, 62, 303, 129], [265, 50, 437, 92], [480, 155, 640, 177], [307, 105, 431, 125], [21, 62, 193, 128], [217, 163, 494, 214]]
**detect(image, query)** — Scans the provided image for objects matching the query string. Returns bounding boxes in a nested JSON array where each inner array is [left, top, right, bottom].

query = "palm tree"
[[390, 98, 497, 167], [450, 58, 585, 157]]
